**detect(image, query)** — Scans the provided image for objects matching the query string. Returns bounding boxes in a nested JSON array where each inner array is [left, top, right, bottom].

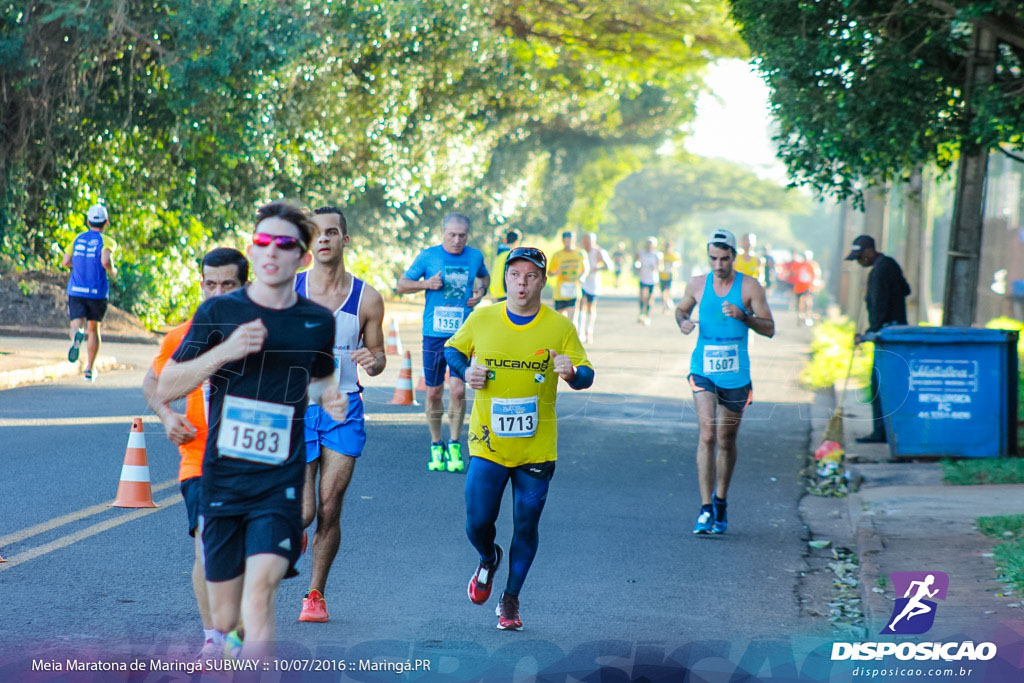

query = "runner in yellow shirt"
[[659, 242, 681, 312], [547, 231, 588, 328], [734, 233, 764, 282], [444, 247, 594, 631]]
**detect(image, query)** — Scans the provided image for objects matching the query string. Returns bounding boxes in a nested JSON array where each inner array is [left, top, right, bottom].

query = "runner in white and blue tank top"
[[676, 229, 775, 537], [294, 207, 388, 624]]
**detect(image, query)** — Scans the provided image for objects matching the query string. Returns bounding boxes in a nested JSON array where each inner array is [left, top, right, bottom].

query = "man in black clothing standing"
[[846, 234, 911, 443]]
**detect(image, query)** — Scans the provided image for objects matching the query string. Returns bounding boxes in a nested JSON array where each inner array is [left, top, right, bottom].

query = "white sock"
[[204, 628, 224, 644]]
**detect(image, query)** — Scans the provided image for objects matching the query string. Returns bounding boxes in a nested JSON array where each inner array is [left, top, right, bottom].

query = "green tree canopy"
[[729, 0, 1024, 201], [1, 0, 743, 325]]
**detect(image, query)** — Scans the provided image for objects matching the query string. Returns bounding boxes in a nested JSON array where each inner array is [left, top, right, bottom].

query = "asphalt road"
[[0, 295, 823, 680]]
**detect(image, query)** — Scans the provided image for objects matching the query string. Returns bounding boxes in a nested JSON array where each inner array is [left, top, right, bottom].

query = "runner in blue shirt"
[[397, 212, 489, 472], [675, 229, 775, 536], [62, 203, 118, 382]]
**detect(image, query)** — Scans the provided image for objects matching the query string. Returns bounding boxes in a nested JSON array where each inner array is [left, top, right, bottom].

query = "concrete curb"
[[805, 386, 883, 629], [0, 355, 119, 391]]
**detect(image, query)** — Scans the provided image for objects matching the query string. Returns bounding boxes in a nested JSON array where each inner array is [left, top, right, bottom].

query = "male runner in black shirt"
[[156, 201, 347, 660]]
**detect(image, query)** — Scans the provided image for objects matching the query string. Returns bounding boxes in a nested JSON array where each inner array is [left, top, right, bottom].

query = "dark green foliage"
[[730, 0, 1024, 202], [1, 1, 742, 325]]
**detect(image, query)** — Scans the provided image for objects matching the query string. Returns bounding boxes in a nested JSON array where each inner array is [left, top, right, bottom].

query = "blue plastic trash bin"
[[871, 326, 1019, 458]]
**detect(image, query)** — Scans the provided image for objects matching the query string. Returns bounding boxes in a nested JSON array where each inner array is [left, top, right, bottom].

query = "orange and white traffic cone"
[[385, 318, 403, 356], [110, 418, 158, 508], [390, 351, 418, 405]]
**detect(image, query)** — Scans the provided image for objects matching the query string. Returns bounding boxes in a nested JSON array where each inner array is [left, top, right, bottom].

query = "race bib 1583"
[[216, 395, 294, 465]]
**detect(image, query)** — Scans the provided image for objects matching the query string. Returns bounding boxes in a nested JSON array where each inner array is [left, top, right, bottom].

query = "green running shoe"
[[446, 441, 465, 472], [68, 329, 85, 363], [223, 630, 243, 660], [428, 442, 446, 471]]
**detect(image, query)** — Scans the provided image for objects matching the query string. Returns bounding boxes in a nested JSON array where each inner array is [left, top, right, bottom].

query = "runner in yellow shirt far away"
[[547, 231, 588, 331]]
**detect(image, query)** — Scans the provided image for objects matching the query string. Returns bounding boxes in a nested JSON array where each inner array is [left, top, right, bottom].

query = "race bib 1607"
[[702, 344, 739, 375]]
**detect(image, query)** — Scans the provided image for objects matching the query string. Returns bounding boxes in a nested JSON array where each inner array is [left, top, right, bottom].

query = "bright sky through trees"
[[686, 60, 787, 184]]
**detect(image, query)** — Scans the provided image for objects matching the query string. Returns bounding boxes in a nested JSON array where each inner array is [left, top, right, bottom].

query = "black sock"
[[701, 503, 713, 514]]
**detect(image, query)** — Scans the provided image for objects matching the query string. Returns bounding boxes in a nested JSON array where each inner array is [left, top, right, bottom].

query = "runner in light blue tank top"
[[676, 229, 775, 537], [690, 272, 751, 389]]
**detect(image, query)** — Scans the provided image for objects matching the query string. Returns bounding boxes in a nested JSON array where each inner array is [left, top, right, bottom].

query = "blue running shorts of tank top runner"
[[304, 391, 366, 462]]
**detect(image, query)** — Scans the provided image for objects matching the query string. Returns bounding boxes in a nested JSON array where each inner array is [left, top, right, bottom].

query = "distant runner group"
[[72, 198, 792, 662]]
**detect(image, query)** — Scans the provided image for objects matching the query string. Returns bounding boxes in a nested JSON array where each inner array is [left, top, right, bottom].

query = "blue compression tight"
[[465, 456, 552, 597]]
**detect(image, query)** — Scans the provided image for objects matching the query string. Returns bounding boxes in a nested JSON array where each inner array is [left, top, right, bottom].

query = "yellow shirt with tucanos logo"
[[446, 303, 592, 467], [548, 249, 587, 301]]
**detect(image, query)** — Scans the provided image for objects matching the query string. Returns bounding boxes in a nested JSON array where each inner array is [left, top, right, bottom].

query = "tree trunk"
[[904, 167, 924, 324], [942, 25, 997, 326]]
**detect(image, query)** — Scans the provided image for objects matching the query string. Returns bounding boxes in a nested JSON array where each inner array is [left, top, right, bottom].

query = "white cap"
[[707, 229, 737, 251], [86, 204, 109, 226]]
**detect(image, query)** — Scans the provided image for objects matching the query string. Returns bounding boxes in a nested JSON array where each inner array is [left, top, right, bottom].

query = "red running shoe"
[[298, 589, 329, 623], [496, 591, 522, 630], [468, 544, 503, 605]]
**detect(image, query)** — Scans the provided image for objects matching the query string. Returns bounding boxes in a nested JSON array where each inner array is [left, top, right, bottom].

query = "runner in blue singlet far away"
[[675, 229, 774, 536], [62, 203, 118, 381]]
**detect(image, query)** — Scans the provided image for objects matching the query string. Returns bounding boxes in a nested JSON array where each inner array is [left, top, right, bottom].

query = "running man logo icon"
[[881, 571, 949, 635]]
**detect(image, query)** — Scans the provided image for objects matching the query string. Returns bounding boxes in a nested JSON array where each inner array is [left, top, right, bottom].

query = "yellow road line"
[[0, 491, 182, 572], [0, 478, 178, 547]]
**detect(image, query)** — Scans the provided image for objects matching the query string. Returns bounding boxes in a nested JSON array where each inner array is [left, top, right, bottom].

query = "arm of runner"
[[445, 320, 482, 386], [309, 376, 349, 421], [397, 273, 442, 293], [553, 329, 594, 390], [740, 278, 775, 338], [156, 319, 266, 403], [396, 251, 442, 294], [675, 278, 699, 334], [466, 260, 490, 307], [101, 245, 116, 279], [142, 366, 197, 445], [61, 247, 72, 268], [443, 346, 472, 381], [351, 287, 387, 376]]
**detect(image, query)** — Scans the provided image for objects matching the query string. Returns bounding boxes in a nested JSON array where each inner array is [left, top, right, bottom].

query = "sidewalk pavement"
[[804, 379, 1024, 638]]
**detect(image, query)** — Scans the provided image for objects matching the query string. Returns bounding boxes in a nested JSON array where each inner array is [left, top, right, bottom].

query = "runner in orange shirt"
[[142, 247, 248, 660]]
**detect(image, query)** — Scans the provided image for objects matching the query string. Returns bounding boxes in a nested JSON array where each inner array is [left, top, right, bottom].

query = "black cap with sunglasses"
[[252, 232, 308, 252], [504, 247, 547, 275]]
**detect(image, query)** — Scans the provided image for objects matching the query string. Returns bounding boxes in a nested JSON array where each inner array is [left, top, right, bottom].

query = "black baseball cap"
[[845, 235, 876, 260], [505, 247, 547, 274]]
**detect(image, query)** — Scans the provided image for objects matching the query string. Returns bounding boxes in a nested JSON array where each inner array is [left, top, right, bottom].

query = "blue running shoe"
[[692, 507, 713, 535], [712, 499, 727, 534]]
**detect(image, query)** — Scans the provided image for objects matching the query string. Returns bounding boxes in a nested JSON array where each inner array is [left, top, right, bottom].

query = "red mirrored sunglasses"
[[252, 232, 307, 251]]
